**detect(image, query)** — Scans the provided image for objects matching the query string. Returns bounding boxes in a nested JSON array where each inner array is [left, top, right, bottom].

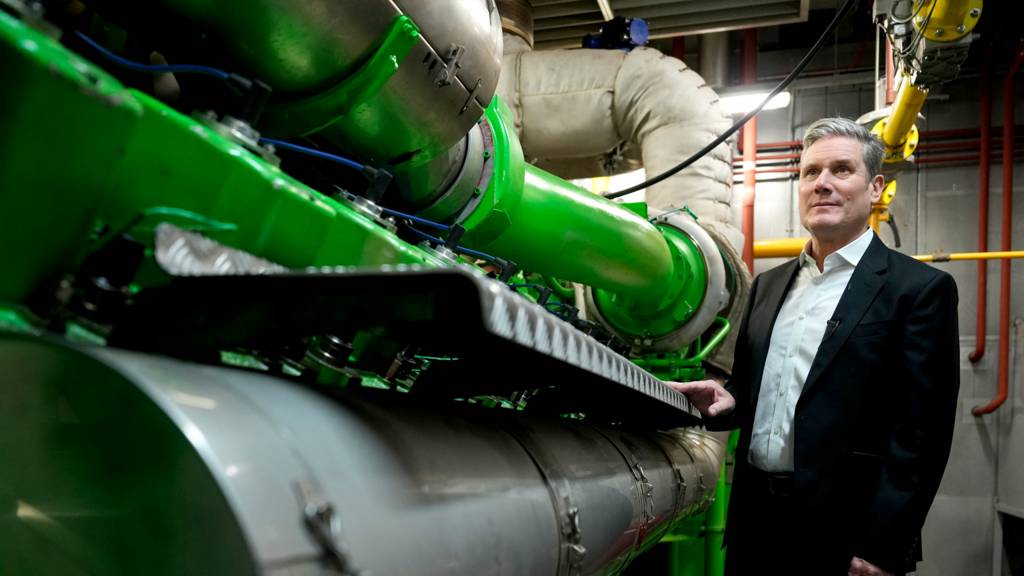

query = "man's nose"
[[813, 170, 834, 193]]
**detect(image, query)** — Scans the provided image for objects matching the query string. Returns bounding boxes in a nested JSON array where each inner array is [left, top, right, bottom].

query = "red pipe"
[[969, 45, 995, 363], [753, 128, 1023, 153], [731, 151, 1023, 172], [734, 152, 800, 162], [755, 139, 801, 150], [671, 36, 686, 62], [917, 136, 1022, 152], [732, 153, 1024, 177], [914, 152, 1024, 165], [917, 139, 987, 151], [741, 28, 757, 274], [885, 38, 896, 105], [973, 43, 1024, 417], [920, 127, 983, 139], [920, 125, 1023, 139]]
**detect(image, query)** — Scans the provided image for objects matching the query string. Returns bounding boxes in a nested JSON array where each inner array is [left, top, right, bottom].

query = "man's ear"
[[869, 174, 884, 203]]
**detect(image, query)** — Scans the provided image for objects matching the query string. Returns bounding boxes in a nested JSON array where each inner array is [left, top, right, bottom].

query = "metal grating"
[[532, 0, 809, 49]]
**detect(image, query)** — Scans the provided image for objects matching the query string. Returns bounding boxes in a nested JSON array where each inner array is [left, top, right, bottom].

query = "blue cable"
[[406, 228, 498, 262], [379, 207, 450, 232], [258, 138, 366, 172], [453, 244, 498, 262], [508, 283, 547, 291], [74, 31, 230, 80]]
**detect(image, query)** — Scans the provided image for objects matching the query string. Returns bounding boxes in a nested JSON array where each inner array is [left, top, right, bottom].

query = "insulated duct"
[[495, 39, 740, 251], [494, 35, 749, 372], [1, 335, 726, 576]]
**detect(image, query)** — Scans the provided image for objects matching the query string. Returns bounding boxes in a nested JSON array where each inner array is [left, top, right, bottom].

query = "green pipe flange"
[[589, 226, 707, 341], [586, 211, 730, 352]]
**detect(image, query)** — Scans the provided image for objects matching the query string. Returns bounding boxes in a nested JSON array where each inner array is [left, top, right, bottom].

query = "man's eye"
[[835, 165, 851, 175], [803, 169, 818, 177]]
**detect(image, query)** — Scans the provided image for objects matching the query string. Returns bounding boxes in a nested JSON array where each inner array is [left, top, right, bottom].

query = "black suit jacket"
[[710, 234, 960, 573]]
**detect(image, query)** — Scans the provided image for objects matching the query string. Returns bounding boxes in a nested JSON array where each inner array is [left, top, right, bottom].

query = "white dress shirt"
[[748, 227, 875, 472]]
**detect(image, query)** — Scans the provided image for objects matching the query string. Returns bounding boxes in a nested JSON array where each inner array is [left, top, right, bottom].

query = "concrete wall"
[[743, 75, 1024, 575]]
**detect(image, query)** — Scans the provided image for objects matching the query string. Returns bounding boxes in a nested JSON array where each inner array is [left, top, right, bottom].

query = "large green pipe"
[[475, 165, 675, 305], [460, 101, 678, 310]]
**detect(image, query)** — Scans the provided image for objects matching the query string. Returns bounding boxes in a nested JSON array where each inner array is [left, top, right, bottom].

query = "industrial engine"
[[0, 0, 758, 574]]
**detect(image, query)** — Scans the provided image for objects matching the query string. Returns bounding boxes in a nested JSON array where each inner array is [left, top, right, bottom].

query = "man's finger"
[[708, 397, 735, 417], [667, 380, 715, 394], [666, 381, 702, 393]]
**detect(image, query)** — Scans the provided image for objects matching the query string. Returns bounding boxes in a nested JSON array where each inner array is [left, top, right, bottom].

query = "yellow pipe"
[[754, 239, 1024, 263], [915, 0, 983, 42], [881, 79, 928, 153], [915, 251, 1024, 263], [753, 238, 806, 258]]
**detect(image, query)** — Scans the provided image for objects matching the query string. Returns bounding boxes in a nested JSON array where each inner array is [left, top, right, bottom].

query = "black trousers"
[[724, 468, 857, 576]]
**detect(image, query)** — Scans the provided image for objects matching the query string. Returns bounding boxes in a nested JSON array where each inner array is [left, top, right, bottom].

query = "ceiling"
[[532, 0, 811, 49]]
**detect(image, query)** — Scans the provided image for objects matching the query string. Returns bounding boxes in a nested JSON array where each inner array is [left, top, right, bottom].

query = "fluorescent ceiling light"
[[719, 91, 792, 115]]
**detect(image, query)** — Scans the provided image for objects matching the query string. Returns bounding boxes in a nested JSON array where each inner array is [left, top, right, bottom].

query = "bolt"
[[933, 27, 944, 36], [969, 8, 980, 17], [956, 24, 966, 33]]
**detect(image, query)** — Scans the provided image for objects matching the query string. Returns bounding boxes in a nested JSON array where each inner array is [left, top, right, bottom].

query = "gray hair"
[[802, 117, 885, 177]]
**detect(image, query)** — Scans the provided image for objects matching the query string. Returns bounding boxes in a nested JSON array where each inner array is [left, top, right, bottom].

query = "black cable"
[[602, 0, 857, 201]]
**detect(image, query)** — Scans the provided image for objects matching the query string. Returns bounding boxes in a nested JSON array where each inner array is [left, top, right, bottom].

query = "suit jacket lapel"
[[800, 235, 889, 398], [748, 259, 801, 408]]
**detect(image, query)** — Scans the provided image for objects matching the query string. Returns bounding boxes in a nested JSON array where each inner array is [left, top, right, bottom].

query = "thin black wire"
[[895, 0, 937, 63], [602, 0, 857, 201]]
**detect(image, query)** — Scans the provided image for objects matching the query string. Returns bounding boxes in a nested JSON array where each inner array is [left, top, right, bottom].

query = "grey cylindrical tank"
[[0, 335, 723, 575]]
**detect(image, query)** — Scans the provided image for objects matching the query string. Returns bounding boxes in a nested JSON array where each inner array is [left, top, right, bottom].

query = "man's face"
[[798, 136, 883, 242]]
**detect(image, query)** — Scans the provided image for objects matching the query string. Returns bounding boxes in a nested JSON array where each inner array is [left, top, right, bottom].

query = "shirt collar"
[[798, 227, 875, 269]]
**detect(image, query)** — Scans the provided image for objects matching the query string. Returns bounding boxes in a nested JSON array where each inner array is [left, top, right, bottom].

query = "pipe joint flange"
[[586, 211, 730, 353], [588, 427, 656, 549], [499, 421, 587, 576], [872, 118, 920, 163], [415, 122, 489, 223]]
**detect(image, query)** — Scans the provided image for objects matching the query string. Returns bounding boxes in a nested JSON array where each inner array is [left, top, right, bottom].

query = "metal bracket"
[[434, 44, 465, 87], [459, 78, 483, 114], [589, 428, 655, 546], [294, 480, 364, 576], [500, 422, 587, 576], [564, 499, 587, 572]]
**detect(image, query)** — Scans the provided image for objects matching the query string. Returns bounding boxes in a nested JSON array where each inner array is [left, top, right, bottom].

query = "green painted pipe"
[[707, 430, 739, 576], [460, 101, 690, 315], [469, 163, 675, 306]]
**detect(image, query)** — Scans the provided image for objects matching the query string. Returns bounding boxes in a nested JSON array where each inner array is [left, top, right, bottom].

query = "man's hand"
[[848, 556, 893, 576], [666, 380, 735, 418]]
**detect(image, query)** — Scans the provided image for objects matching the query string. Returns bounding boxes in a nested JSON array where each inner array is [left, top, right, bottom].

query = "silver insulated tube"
[[0, 335, 724, 575]]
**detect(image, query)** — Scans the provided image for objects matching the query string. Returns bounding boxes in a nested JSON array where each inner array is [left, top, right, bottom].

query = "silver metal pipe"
[[0, 335, 724, 575], [90, 0, 503, 166]]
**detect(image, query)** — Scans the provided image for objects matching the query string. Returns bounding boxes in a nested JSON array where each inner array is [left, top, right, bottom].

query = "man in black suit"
[[671, 117, 959, 576]]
